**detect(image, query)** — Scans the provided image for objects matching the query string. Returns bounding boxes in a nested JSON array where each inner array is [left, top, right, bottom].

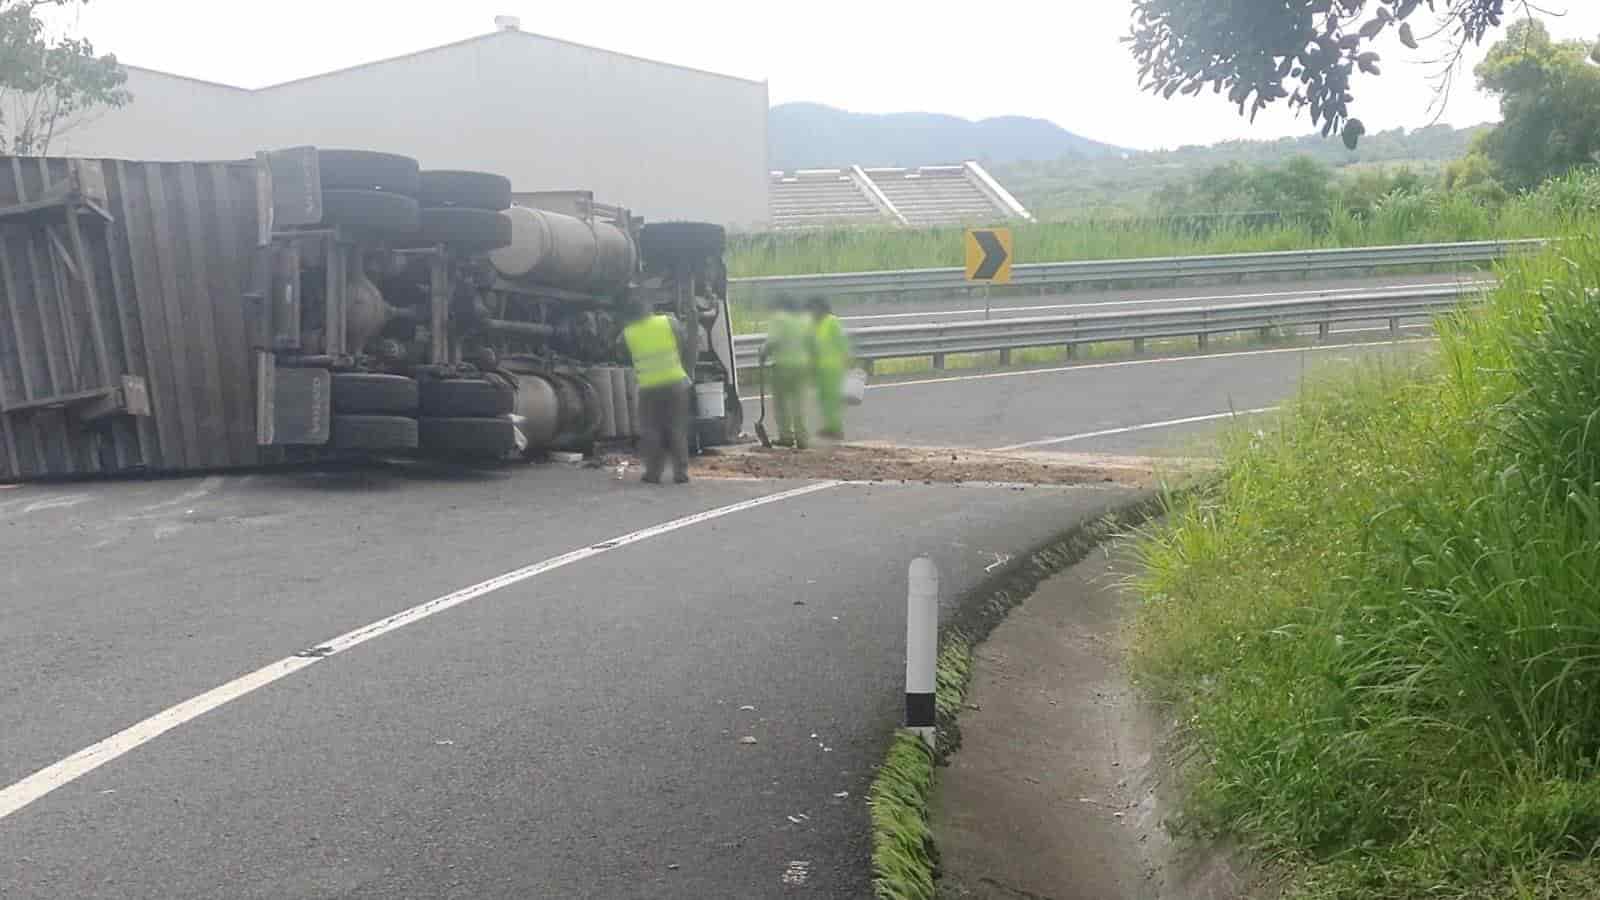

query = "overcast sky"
[[50, 1, 1600, 151]]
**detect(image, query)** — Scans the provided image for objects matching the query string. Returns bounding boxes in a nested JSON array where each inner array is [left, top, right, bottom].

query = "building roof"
[[124, 28, 764, 94]]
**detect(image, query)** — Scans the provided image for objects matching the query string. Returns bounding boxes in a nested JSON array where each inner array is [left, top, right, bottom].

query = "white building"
[[56, 23, 770, 229]]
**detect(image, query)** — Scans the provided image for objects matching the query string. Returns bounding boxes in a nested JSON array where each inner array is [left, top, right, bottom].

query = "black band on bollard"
[[905, 692, 936, 728]]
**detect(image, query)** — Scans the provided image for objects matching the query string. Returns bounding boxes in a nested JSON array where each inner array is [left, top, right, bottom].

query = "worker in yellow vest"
[[761, 296, 814, 449], [622, 302, 691, 484], [808, 296, 851, 440]]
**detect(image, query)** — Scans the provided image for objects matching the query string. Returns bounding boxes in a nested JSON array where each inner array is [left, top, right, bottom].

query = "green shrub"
[[1132, 235, 1600, 897]]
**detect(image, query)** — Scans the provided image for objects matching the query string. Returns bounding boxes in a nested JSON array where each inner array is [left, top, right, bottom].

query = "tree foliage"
[[0, 0, 127, 155], [1472, 19, 1600, 189], [1127, 0, 1516, 148]]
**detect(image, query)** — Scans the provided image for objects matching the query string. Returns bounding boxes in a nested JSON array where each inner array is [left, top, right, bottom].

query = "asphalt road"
[[1, 466, 1135, 899], [829, 271, 1486, 326], [742, 336, 1433, 455], [4, 322, 1434, 899]]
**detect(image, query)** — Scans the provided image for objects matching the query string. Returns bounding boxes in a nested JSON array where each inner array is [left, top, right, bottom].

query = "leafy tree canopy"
[[0, 0, 127, 155], [1127, 0, 1515, 148], [1473, 19, 1600, 189]]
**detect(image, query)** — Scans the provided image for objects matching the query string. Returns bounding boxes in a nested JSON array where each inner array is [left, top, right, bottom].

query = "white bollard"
[[906, 556, 939, 750]]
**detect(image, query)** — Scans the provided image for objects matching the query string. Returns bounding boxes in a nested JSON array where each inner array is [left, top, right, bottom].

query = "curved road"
[[2, 333, 1432, 899]]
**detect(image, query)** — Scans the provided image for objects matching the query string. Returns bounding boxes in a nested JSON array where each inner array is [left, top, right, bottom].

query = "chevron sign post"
[[964, 227, 1013, 284]]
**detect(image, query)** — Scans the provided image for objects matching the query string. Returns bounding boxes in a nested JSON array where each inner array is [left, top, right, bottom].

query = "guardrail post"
[[861, 359, 875, 376], [906, 557, 938, 750], [1065, 343, 1078, 360], [932, 353, 946, 370], [1388, 317, 1400, 337], [1197, 332, 1210, 351], [1318, 322, 1330, 342], [998, 349, 1012, 366], [1133, 337, 1146, 354]]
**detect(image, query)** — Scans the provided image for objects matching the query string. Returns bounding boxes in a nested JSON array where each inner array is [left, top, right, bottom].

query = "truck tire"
[[418, 208, 513, 251], [640, 222, 726, 268], [321, 189, 421, 234], [420, 378, 515, 417], [330, 414, 419, 451], [317, 150, 421, 195], [419, 416, 520, 456], [419, 170, 513, 211], [331, 373, 418, 414]]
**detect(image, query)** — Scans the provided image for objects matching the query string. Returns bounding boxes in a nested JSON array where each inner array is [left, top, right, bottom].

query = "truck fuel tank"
[[489, 206, 636, 293]]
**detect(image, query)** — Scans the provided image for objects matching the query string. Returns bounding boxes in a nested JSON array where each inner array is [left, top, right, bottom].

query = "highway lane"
[[3, 327, 1432, 898], [740, 337, 1436, 455], [739, 271, 1487, 329], [1, 466, 1136, 899]]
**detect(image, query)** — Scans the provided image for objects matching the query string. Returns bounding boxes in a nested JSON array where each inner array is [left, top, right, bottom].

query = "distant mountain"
[[769, 102, 1126, 170]]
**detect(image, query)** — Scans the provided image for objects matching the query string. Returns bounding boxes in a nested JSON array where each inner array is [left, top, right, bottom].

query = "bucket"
[[695, 381, 726, 420], [844, 368, 867, 406]]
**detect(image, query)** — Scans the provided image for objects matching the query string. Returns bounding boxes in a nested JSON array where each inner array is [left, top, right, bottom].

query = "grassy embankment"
[[727, 172, 1598, 378], [727, 181, 1571, 278], [1131, 228, 1600, 898]]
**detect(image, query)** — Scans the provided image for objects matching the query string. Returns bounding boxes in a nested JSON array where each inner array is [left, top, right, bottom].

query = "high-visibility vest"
[[765, 310, 812, 371], [815, 314, 849, 371], [623, 314, 688, 389]]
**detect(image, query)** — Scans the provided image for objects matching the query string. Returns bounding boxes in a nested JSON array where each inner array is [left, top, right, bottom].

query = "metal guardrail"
[[732, 285, 1482, 369], [730, 239, 1540, 300]]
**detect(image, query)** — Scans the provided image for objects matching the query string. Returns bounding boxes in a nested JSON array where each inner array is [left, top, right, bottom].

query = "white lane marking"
[[17, 495, 90, 515], [839, 281, 1481, 323], [873, 338, 1433, 391], [136, 476, 223, 513], [995, 407, 1280, 451], [0, 481, 840, 822]]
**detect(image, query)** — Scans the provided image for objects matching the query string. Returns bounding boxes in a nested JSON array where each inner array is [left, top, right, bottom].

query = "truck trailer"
[[0, 147, 744, 481]]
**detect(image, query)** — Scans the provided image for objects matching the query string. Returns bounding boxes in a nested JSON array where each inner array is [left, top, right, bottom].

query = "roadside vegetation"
[[1131, 232, 1600, 898], [735, 22, 1598, 282], [731, 167, 1597, 279]]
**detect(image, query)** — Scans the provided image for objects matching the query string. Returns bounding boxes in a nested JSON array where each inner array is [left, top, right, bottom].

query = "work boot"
[[673, 472, 690, 485], [642, 473, 662, 485]]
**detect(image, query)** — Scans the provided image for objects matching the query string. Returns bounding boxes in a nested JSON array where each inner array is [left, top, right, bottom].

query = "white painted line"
[[874, 337, 1434, 391], [136, 476, 223, 513], [0, 480, 841, 822], [839, 281, 1482, 323], [8, 495, 90, 515], [996, 407, 1281, 451]]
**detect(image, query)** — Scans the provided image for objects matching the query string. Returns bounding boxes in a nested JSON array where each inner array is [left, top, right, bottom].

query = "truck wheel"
[[330, 414, 419, 451], [420, 378, 515, 417], [419, 170, 513, 211], [318, 150, 421, 195], [419, 417, 520, 456], [418, 208, 513, 251], [331, 373, 419, 414], [639, 221, 726, 269], [321, 189, 421, 235]]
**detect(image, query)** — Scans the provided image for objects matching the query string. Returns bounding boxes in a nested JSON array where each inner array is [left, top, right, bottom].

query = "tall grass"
[[730, 169, 1599, 279], [1131, 234, 1600, 897]]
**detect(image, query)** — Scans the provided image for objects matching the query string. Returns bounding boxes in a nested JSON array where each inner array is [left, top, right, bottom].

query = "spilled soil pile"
[[692, 442, 1183, 487]]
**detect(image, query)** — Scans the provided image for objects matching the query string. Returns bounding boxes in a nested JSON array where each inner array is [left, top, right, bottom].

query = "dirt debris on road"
[[691, 442, 1194, 487]]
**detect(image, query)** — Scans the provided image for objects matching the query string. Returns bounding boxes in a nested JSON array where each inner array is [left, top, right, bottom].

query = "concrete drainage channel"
[[865, 490, 1170, 900]]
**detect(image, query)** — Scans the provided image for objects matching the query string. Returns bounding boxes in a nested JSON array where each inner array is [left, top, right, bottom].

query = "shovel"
[[755, 355, 773, 448]]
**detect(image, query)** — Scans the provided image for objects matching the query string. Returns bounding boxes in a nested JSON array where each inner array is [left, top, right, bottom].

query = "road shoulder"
[[930, 542, 1256, 900]]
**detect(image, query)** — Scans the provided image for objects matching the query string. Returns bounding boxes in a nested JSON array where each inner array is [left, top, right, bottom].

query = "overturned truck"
[[0, 148, 743, 481]]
